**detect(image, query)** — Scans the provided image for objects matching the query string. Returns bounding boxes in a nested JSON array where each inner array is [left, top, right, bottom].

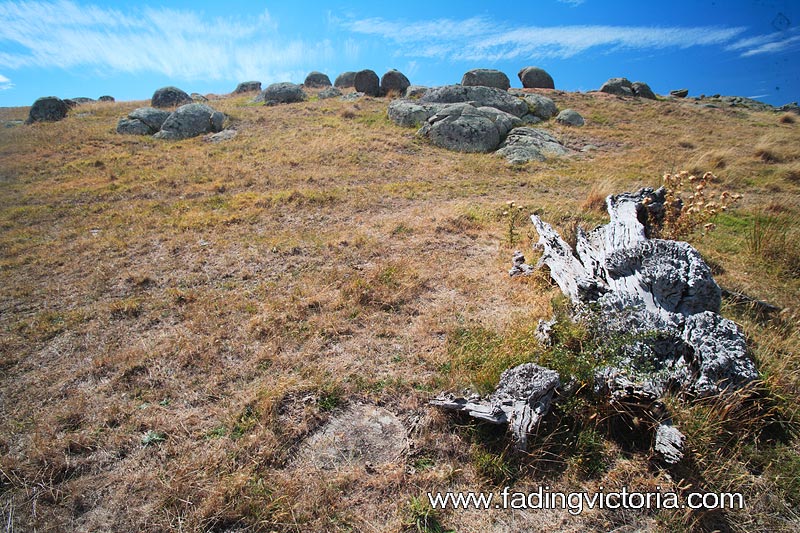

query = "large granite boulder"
[[518, 67, 555, 89], [462, 69, 510, 90], [495, 127, 569, 164], [151, 86, 193, 108], [153, 103, 225, 140], [523, 94, 558, 120], [599, 77, 634, 97], [234, 81, 261, 93], [98, 95, 115, 102], [388, 100, 440, 127], [334, 71, 357, 88], [380, 69, 410, 95], [71, 97, 95, 104], [354, 69, 381, 96], [670, 89, 689, 98], [258, 82, 307, 105], [25, 96, 69, 124], [304, 71, 332, 88], [631, 82, 657, 100], [419, 85, 528, 117]]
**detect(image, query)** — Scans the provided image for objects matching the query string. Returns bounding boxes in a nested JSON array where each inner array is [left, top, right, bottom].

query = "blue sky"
[[0, 0, 798, 107]]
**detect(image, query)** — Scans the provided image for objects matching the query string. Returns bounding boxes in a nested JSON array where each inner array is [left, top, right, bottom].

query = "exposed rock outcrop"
[[419, 85, 528, 118], [522, 94, 558, 120], [153, 103, 225, 140]]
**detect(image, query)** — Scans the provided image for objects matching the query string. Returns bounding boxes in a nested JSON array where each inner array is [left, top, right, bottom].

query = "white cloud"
[[557, 0, 586, 6], [726, 27, 800, 57], [340, 16, 748, 61], [0, 73, 12, 89], [0, 1, 339, 82]]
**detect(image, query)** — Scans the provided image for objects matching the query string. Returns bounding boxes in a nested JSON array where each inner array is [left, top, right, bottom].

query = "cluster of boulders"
[[599, 77, 657, 99], [388, 83, 581, 163], [115, 86, 226, 140], [25, 94, 116, 124]]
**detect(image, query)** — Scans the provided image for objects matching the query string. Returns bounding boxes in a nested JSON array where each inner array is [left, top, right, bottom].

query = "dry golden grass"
[[1, 89, 799, 532]]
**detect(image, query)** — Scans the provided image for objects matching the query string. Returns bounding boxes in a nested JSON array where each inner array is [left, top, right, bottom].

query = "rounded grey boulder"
[[556, 109, 585, 126], [523, 94, 558, 120], [26, 96, 69, 124], [71, 97, 95, 104], [631, 82, 657, 100], [128, 107, 171, 131], [380, 69, 410, 95], [354, 70, 381, 96], [304, 71, 332, 88], [98, 95, 115, 102], [670, 89, 689, 98], [234, 81, 261, 93], [334, 71, 357, 88], [259, 82, 307, 105], [153, 103, 225, 140], [600, 78, 634, 97], [518, 67, 555, 89], [462, 69, 510, 90], [151, 86, 193, 108], [419, 85, 529, 117]]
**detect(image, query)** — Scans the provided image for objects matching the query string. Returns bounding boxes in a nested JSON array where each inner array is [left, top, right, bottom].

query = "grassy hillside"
[[1, 88, 799, 532]]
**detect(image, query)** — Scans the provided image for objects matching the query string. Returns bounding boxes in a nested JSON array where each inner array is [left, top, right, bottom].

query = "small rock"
[[340, 92, 364, 102], [191, 93, 208, 102], [304, 71, 332, 88], [204, 129, 237, 143], [556, 109, 584, 126], [518, 66, 555, 89], [318, 87, 342, 99], [354, 69, 381, 97], [670, 89, 689, 98], [462, 68, 510, 90], [334, 71, 357, 88], [25, 96, 69, 124], [151, 86, 192, 108], [71, 97, 95, 104]]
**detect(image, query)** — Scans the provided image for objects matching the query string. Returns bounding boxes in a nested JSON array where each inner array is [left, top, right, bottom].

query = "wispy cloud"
[[341, 15, 749, 61], [0, 1, 348, 82], [0, 73, 12, 89], [557, 0, 587, 6], [727, 28, 800, 57]]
